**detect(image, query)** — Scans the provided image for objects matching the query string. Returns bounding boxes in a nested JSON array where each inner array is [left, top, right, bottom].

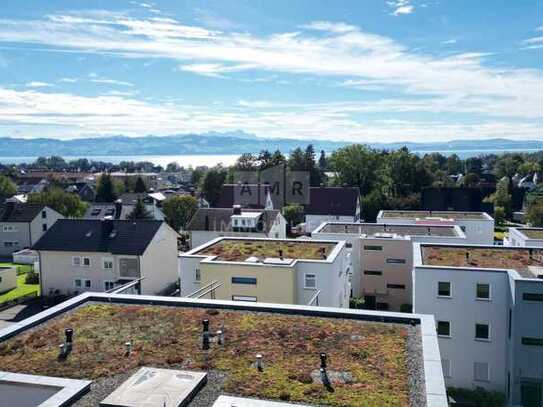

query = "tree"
[[200, 167, 227, 207], [329, 144, 381, 195], [0, 175, 16, 201], [462, 173, 480, 187], [484, 178, 512, 218], [446, 154, 463, 175], [493, 206, 506, 226], [162, 195, 198, 232], [318, 150, 327, 170], [526, 200, 543, 227], [134, 176, 147, 193], [191, 168, 205, 185], [166, 162, 181, 172], [28, 187, 87, 218], [96, 174, 117, 202], [465, 157, 483, 176], [282, 203, 304, 228], [361, 189, 388, 222], [127, 199, 153, 220]]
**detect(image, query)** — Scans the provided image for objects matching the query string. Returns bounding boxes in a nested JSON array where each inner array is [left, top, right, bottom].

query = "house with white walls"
[[504, 227, 543, 248], [413, 243, 543, 406], [378, 210, 495, 245], [312, 222, 465, 311]]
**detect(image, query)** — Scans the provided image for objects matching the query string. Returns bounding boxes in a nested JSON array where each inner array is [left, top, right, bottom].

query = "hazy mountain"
[[0, 133, 541, 157]]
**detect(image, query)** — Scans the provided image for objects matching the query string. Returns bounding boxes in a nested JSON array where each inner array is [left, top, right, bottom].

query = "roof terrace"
[[421, 245, 543, 278], [318, 223, 459, 237], [516, 228, 543, 240], [0, 294, 435, 406], [194, 238, 337, 262], [380, 210, 489, 220]]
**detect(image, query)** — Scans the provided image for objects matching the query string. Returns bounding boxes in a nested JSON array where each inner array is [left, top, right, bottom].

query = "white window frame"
[[437, 320, 451, 338], [304, 273, 317, 289], [473, 362, 490, 382], [74, 279, 82, 288], [104, 281, 115, 291], [475, 322, 491, 342], [82, 257, 91, 267], [72, 256, 81, 266], [437, 281, 452, 298], [102, 258, 114, 270], [476, 282, 491, 301]]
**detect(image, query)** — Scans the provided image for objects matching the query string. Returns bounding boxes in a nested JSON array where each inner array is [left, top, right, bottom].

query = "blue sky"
[[1, 0, 543, 142]]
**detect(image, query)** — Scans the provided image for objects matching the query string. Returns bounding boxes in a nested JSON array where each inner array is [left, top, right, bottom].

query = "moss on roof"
[[196, 239, 336, 262], [0, 303, 414, 406]]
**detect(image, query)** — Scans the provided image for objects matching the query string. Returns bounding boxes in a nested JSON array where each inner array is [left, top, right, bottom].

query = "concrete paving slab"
[[212, 396, 313, 407]]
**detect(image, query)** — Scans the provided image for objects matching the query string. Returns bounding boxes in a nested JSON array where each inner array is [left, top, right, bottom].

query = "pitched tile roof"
[[0, 203, 46, 222], [186, 208, 280, 233], [32, 219, 163, 255]]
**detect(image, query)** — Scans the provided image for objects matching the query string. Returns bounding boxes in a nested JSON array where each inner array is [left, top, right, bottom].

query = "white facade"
[[0, 206, 63, 257], [312, 222, 466, 311], [377, 210, 495, 245], [413, 243, 543, 406], [179, 237, 350, 308], [38, 223, 179, 296], [504, 227, 543, 248]]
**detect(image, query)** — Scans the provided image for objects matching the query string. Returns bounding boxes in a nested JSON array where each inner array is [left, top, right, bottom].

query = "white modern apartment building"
[[179, 236, 350, 308], [504, 227, 543, 248], [186, 206, 286, 248], [312, 222, 465, 311], [413, 243, 543, 407], [377, 210, 495, 245], [33, 219, 179, 296]]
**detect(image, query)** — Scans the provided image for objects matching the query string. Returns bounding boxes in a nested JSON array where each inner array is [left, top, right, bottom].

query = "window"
[[304, 273, 316, 289], [387, 283, 405, 289], [233, 219, 238, 226], [4, 241, 18, 247], [84, 280, 91, 288], [41, 210, 46, 219], [438, 281, 451, 297], [475, 323, 490, 341], [82, 257, 91, 267], [102, 258, 113, 270], [364, 270, 383, 276], [195, 268, 201, 282], [241, 219, 246, 226], [476, 283, 490, 300], [442, 359, 451, 378], [386, 258, 406, 264], [521, 337, 543, 346], [474, 362, 489, 382], [2, 225, 17, 232], [437, 321, 451, 337], [231, 276, 257, 285], [74, 279, 82, 288], [104, 281, 115, 291], [523, 293, 543, 302], [42, 224, 47, 232], [72, 257, 81, 266], [232, 295, 257, 302], [363, 245, 382, 251]]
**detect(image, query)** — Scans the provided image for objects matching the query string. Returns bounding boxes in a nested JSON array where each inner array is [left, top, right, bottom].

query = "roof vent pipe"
[[256, 354, 263, 372], [65, 328, 74, 344], [278, 249, 283, 259], [202, 319, 210, 350]]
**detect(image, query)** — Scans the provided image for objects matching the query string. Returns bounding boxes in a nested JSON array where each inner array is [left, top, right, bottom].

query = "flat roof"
[[380, 210, 489, 220], [194, 238, 337, 262], [317, 223, 460, 237], [421, 245, 543, 278], [0, 294, 437, 407], [515, 228, 543, 240]]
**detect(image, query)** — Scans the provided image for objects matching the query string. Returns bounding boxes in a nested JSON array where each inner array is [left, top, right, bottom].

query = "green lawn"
[[0, 264, 39, 304]]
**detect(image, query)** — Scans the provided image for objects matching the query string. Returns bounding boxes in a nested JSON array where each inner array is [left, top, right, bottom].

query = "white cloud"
[[442, 38, 457, 45], [25, 81, 53, 88], [388, 1, 414, 16], [90, 78, 134, 87]]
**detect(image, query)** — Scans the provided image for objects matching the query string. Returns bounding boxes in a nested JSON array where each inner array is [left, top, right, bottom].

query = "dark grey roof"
[[33, 219, 163, 255], [0, 203, 46, 222], [186, 208, 280, 234]]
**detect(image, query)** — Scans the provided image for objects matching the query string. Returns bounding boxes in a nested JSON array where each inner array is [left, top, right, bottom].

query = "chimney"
[[114, 199, 122, 219], [233, 205, 241, 215], [102, 216, 114, 237]]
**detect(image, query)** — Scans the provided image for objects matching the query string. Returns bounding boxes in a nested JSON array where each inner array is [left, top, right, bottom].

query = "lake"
[[0, 148, 541, 167]]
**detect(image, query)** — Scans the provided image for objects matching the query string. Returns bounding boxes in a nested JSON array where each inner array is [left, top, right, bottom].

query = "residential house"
[[15, 177, 49, 194], [413, 243, 543, 406], [84, 199, 165, 221], [33, 219, 179, 296], [377, 210, 495, 245], [186, 206, 286, 248], [504, 227, 543, 248], [64, 182, 96, 202], [179, 237, 350, 308], [0, 202, 63, 257], [312, 222, 466, 311]]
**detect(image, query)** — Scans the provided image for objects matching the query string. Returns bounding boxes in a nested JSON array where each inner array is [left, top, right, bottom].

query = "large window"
[[104, 281, 115, 291], [363, 245, 382, 251], [521, 337, 543, 346], [102, 258, 113, 270], [476, 283, 490, 300], [437, 321, 451, 337], [387, 283, 405, 289], [442, 359, 451, 378], [119, 258, 140, 278], [231, 276, 257, 285], [475, 323, 490, 341], [82, 257, 91, 267], [364, 270, 383, 276], [474, 362, 489, 382], [523, 293, 543, 302], [386, 258, 406, 264], [438, 281, 451, 297]]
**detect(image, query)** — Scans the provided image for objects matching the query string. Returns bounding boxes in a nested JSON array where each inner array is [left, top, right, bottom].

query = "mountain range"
[[0, 131, 542, 158]]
